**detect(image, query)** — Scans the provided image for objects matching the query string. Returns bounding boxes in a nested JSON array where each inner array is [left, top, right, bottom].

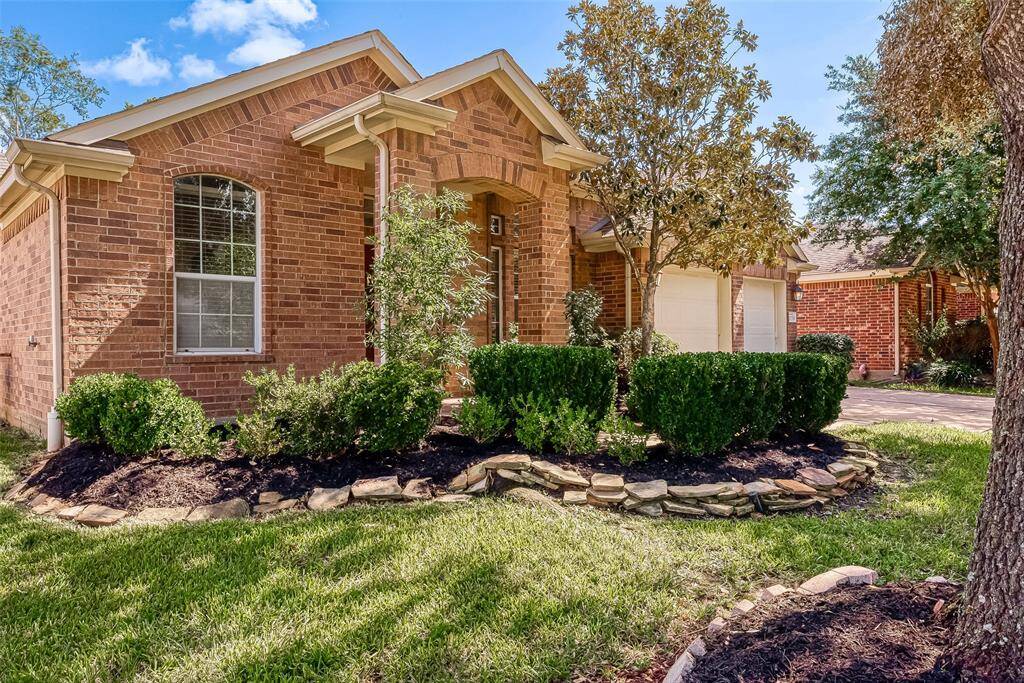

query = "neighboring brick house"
[[796, 238, 961, 378], [0, 30, 809, 441]]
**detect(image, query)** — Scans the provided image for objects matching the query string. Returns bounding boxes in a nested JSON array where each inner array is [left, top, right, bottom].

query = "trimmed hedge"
[[796, 333, 855, 366], [779, 353, 849, 432], [468, 344, 616, 426], [629, 352, 846, 455], [57, 373, 216, 457]]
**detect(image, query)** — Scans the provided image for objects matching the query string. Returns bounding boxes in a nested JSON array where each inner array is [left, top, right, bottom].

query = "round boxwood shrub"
[[778, 352, 849, 432], [796, 333, 855, 366], [55, 372, 130, 444], [467, 343, 615, 426], [348, 360, 444, 452]]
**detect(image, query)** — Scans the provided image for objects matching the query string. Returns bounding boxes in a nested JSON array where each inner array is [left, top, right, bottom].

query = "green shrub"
[[468, 344, 615, 426], [796, 333, 855, 366], [235, 411, 284, 459], [511, 393, 553, 453], [549, 399, 598, 456], [564, 286, 607, 347], [600, 413, 648, 465], [608, 328, 679, 378], [348, 361, 444, 452], [925, 359, 982, 388], [241, 363, 373, 457], [56, 372, 130, 444], [150, 379, 220, 457], [456, 395, 507, 444], [735, 353, 784, 442], [779, 353, 848, 432]]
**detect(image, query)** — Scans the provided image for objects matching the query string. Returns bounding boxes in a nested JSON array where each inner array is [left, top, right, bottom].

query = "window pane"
[[201, 175, 231, 210], [174, 204, 200, 240], [231, 315, 254, 348], [232, 184, 256, 213], [202, 208, 231, 242], [201, 315, 231, 348], [174, 176, 200, 206], [202, 280, 231, 314], [176, 278, 200, 313], [232, 282, 254, 314], [175, 240, 201, 273], [176, 313, 200, 349], [233, 245, 256, 277], [202, 242, 232, 275], [233, 211, 256, 244]]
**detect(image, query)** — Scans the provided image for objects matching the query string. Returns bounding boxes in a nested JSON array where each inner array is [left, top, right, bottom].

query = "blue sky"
[[1, 0, 884, 216]]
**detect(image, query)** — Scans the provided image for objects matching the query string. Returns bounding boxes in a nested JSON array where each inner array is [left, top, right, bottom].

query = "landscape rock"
[[481, 454, 532, 470], [663, 500, 705, 516], [465, 462, 488, 486], [587, 488, 628, 506], [765, 497, 818, 512], [465, 476, 490, 495], [624, 479, 668, 501], [663, 652, 697, 683], [136, 506, 191, 523], [186, 498, 250, 522], [590, 473, 624, 491], [743, 481, 781, 497], [774, 478, 819, 497], [519, 470, 560, 490], [504, 487, 562, 511], [29, 493, 64, 515], [531, 461, 589, 487], [562, 490, 588, 505], [448, 472, 468, 491], [832, 565, 879, 586], [686, 637, 707, 657], [796, 467, 838, 490], [307, 486, 350, 511], [57, 504, 89, 521], [668, 483, 727, 499], [758, 584, 792, 601], [3, 480, 27, 501], [729, 599, 756, 617], [402, 478, 433, 500], [254, 499, 299, 515], [706, 616, 728, 636], [826, 462, 858, 477], [76, 504, 129, 527], [434, 493, 472, 503], [352, 476, 405, 501], [733, 503, 755, 517], [700, 502, 735, 517], [797, 566, 877, 595], [495, 468, 525, 483], [633, 501, 663, 517], [258, 491, 283, 504]]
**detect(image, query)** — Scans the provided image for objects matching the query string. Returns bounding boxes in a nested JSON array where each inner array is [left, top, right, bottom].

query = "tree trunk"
[[949, 1, 1024, 678], [639, 269, 658, 357], [981, 290, 1000, 369]]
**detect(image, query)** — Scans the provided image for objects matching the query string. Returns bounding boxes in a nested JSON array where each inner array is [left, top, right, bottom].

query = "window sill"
[[165, 352, 273, 365]]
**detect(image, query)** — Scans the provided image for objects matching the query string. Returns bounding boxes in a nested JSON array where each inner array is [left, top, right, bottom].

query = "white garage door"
[[743, 279, 782, 352], [655, 269, 720, 351]]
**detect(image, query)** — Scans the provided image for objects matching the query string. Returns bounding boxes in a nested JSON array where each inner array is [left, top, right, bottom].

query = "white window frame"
[[489, 214, 504, 236], [489, 246, 503, 343], [172, 175, 262, 356]]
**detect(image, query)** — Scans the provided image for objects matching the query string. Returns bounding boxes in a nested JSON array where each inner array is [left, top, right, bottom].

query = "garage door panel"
[[744, 279, 780, 352], [655, 269, 720, 351]]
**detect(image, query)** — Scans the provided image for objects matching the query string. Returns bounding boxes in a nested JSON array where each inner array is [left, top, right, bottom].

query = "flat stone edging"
[[1, 441, 878, 528]]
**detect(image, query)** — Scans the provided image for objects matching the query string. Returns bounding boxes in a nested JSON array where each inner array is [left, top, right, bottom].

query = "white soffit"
[[48, 31, 420, 146]]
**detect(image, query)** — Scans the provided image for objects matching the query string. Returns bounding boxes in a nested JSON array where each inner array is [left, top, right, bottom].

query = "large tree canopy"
[[542, 0, 816, 354], [808, 55, 1003, 363], [0, 26, 105, 146]]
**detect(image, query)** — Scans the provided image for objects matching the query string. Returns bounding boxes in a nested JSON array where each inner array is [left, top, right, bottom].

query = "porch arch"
[[433, 152, 546, 203]]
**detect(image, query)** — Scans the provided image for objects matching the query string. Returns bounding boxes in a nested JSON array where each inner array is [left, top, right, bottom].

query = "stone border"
[[662, 565, 882, 682], [1, 442, 879, 528]]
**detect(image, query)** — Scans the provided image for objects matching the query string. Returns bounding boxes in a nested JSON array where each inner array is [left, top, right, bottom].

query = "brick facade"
[[796, 271, 957, 377]]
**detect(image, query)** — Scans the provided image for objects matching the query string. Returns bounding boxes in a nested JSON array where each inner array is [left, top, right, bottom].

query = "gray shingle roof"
[[800, 235, 915, 274]]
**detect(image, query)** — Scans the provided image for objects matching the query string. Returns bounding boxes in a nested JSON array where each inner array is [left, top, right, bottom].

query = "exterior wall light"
[[792, 283, 804, 302]]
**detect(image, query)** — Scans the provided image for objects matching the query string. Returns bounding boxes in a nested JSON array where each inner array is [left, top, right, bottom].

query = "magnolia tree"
[[877, 0, 1024, 677], [0, 26, 105, 145], [542, 0, 816, 355], [808, 56, 1003, 365], [366, 187, 490, 374]]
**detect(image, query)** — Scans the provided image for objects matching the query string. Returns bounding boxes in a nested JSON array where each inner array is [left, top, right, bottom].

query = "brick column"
[[518, 180, 570, 344]]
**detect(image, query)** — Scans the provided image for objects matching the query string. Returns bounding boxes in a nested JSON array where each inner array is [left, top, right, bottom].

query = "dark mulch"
[[23, 418, 855, 513], [688, 582, 961, 683]]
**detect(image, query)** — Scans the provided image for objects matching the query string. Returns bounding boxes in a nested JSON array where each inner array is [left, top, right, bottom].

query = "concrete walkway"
[[837, 385, 994, 433]]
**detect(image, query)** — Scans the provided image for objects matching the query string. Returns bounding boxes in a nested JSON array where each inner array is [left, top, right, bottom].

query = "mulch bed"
[[688, 582, 961, 683], [23, 416, 856, 513]]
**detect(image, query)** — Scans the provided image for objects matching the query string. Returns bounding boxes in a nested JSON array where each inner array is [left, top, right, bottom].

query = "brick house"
[[796, 238, 961, 378], [0, 31, 809, 442]]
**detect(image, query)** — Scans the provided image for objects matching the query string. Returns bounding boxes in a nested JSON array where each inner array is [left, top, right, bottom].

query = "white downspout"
[[11, 164, 64, 450], [354, 113, 390, 363], [624, 256, 632, 331], [893, 280, 900, 376]]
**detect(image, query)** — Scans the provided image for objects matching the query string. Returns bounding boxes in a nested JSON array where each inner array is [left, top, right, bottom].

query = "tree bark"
[[950, 0, 1024, 678], [639, 266, 658, 357]]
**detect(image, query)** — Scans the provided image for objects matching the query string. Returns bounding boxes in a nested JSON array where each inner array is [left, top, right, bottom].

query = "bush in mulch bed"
[[689, 582, 961, 683]]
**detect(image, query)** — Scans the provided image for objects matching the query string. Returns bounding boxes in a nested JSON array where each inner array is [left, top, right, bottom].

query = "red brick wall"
[[61, 57, 394, 421], [0, 190, 64, 434], [956, 290, 982, 319]]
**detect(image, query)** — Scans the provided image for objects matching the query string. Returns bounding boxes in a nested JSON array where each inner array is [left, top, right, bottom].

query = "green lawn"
[[0, 422, 988, 682], [849, 379, 996, 397]]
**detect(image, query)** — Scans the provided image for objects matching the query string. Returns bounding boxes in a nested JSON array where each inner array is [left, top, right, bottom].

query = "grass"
[[849, 379, 996, 397], [0, 422, 989, 682]]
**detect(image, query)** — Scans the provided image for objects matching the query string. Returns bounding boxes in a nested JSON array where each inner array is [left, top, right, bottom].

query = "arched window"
[[173, 175, 259, 353]]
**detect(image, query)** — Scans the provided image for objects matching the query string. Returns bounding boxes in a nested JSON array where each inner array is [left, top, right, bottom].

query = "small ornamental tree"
[[366, 187, 490, 374], [542, 0, 817, 355], [0, 26, 105, 145], [564, 286, 606, 346]]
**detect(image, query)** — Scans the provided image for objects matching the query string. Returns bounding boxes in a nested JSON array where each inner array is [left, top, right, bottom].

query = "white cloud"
[[178, 54, 224, 84], [171, 0, 317, 66], [85, 39, 172, 86]]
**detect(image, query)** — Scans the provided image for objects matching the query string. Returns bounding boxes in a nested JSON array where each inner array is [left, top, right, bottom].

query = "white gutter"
[[893, 280, 900, 376], [624, 257, 632, 330], [11, 164, 63, 450], [353, 113, 390, 363]]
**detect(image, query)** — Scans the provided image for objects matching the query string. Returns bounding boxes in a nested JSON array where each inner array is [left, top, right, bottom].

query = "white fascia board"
[[395, 50, 592, 153], [293, 92, 457, 147], [541, 138, 608, 171], [799, 268, 906, 283], [49, 31, 420, 146]]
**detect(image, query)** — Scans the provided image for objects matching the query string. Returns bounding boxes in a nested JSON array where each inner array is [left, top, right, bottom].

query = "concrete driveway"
[[836, 385, 994, 433]]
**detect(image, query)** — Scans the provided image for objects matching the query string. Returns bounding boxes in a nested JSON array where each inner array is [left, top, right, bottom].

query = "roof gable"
[[49, 30, 419, 146]]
